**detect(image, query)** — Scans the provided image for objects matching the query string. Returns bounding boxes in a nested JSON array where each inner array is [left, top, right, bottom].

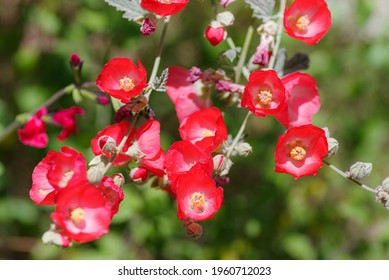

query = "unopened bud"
[[129, 167, 149, 184], [216, 11, 234, 27], [326, 137, 339, 157], [87, 163, 105, 184], [382, 177, 389, 190], [347, 162, 373, 180], [69, 53, 82, 67], [236, 142, 252, 157], [376, 185, 389, 210], [213, 154, 233, 176], [98, 135, 117, 155], [112, 173, 125, 187], [97, 95, 110, 105], [42, 224, 72, 248]]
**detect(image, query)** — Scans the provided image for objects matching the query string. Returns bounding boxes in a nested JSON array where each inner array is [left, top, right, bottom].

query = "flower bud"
[[183, 219, 203, 240], [382, 177, 389, 190], [140, 16, 158, 36], [347, 162, 373, 180], [129, 167, 149, 184], [98, 135, 117, 155], [112, 173, 125, 187], [326, 137, 339, 157], [205, 21, 226, 47], [97, 95, 110, 105], [42, 224, 72, 248], [213, 154, 233, 176], [375, 185, 389, 210], [87, 163, 105, 184], [216, 11, 234, 27], [69, 53, 82, 67], [236, 142, 252, 157]]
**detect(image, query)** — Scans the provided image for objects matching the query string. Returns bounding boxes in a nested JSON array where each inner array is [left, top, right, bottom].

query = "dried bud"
[[347, 162, 373, 180], [187, 66, 203, 83], [129, 167, 149, 184], [183, 219, 203, 240], [140, 16, 158, 36], [213, 154, 233, 176], [216, 11, 234, 27], [236, 142, 252, 157]]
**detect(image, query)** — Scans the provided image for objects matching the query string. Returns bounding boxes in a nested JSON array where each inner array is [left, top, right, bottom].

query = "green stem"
[[323, 159, 377, 194], [235, 25, 254, 83], [267, 0, 286, 70], [226, 111, 251, 158]]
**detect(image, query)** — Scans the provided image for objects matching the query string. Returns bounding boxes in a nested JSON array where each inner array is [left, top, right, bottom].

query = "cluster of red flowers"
[[21, 0, 333, 246]]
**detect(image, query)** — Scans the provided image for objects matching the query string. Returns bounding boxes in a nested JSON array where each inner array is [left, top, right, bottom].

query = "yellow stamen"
[[119, 77, 135, 92], [158, 0, 172, 3], [70, 207, 85, 225], [202, 129, 214, 138], [290, 146, 307, 161], [255, 90, 273, 107], [190, 192, 206, 213], [295, 15, 310, 33]]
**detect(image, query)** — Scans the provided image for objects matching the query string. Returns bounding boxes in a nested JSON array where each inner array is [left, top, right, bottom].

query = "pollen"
[[70, 207, 85, 225], [202, 129, 214, 138], [290, 146, 307, 161], [295, 15, 310, 33], [255, 90, 273, 107], [158, 0, 173, 3], [190, 192, 206, 213], [119, 77, 135, 92]]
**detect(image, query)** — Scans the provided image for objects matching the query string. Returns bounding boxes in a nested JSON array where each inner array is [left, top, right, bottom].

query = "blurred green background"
[[1, 0, 389, 260]]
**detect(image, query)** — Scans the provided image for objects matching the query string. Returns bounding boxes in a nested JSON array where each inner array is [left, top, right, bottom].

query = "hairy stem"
[[267, 0, 286, 70], [323, 159, 377, 194], [145, 17, 170, 100], [226, 111, 251, 158], [235, 25, 254, 83], [102, 113, 139, 175]]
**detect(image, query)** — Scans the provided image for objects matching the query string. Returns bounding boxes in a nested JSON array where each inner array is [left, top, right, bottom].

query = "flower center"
[[58, 170, 74, 188], [295, 15, 310, 33], [190, 192, 206, 213], [290, 146, 307, 161], [70, 207, 85, 225], [119, 77, 135, 92], [158, 0, 173, 3], [202, 129, 214, 138], [255, 90, 273, 107]]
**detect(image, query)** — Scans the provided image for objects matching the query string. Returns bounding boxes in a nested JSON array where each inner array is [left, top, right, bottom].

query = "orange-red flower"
[[96, 58, 147, 104], [283, 0, 332, 45]]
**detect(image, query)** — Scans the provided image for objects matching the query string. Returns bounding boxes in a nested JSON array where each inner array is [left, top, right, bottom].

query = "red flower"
[[140, 0, 189, 17], [241, 70, 286, 117], [164, 140, 214, 186], [127, 118, 165, 177], [96, 58, 147, 104], [205, 25, 225, 46], [129, 167, 149, 183], [174, 170, 223, 221], [179, 107, 228, 153], [29, 146, 88, 205], [274, 72, 321, 128], [17, 107, 48, 148], [91, 121, 135, 166], [274, 124, 328, 179], [283, 0, 332, 45], [97, 176, 124, 217], [166, 66, 212, 124], [52, 106, 84, 141], [50, 183, 112, 244]]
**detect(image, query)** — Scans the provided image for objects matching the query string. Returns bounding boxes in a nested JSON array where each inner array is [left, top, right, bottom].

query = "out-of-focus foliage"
[[1, 0, 389, 260]]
